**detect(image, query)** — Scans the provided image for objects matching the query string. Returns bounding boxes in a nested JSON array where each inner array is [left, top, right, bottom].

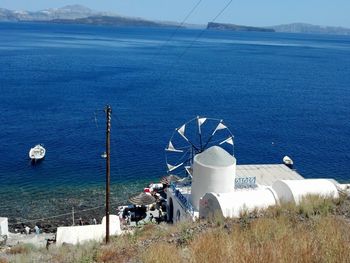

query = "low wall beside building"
[[56, 215, 121, 245], [0, 217, 8, 236]]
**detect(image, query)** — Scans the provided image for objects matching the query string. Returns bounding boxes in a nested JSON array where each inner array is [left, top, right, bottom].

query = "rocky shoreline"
[[8, 208, 107, 234]]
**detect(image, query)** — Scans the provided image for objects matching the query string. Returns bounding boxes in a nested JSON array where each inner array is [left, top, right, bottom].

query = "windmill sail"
[[177, 124, 189, 141], [167, 162, 184, 172], [219, 136, 234, 145], [166, 141, 183, 152], [212, 122, 227, 135], [197, 117, 207, 134]]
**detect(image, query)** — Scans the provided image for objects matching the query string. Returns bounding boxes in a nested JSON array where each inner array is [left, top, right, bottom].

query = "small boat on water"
[[29, 144, 46, 162], [283, 155, 293, 169]]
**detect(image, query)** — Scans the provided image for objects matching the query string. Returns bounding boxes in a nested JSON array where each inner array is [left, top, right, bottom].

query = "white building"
[[0, 217, 8, 236], [167, 146, 344, 222]]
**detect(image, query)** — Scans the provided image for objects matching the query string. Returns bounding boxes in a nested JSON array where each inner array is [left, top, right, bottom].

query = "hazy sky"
[[0, 0, 349, 27]]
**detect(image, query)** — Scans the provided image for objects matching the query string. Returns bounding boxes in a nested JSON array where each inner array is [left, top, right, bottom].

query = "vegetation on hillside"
[[1, 195, 350, 263]]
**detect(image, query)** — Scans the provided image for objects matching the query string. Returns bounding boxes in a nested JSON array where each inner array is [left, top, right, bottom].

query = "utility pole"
[[105, 105, 111, 244], [72, 207, 75, 226]]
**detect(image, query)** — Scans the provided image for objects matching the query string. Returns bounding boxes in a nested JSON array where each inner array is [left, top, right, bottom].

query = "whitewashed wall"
[[191, 146, 236, 210], [167, 190, 194, 223], [56, 215, 121, 245], [272, 179, 339, 204], [0, 217, 8, 236], [199, 187, 277, 218]]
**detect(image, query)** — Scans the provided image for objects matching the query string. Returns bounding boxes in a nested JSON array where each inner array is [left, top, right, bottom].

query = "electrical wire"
[[149, 0, 203, 61], [150, 0, 234, 88], [7, 203, 121, 226]]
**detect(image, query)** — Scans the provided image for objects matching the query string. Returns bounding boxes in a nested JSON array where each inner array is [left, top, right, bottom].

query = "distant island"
[[50, 16, 172, 27], [1, 5, 350, 35], [207, 22, 350, 35], [207, 22, 275, 32]]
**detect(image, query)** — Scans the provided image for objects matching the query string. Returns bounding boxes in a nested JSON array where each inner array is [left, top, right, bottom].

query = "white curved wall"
[[191, 146, 236, 210], [272, 179, 339, 204], [199, 187, 277, 218]]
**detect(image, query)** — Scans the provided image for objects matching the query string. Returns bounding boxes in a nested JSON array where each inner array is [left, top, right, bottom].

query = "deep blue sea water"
[[0, 22, 349, 223]]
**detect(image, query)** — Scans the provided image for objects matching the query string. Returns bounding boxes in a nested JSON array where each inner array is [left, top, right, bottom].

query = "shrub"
[[298, 195, 336, 218], [6, 244, 33, 255], [96, 235, 137, 263]]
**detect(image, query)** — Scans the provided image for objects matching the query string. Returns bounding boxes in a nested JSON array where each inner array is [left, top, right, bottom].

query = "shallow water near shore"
[[0, 22, 349, 225]]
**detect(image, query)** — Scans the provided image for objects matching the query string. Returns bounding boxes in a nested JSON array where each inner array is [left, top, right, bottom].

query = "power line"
[[177, 0, 234, 60], [150, 0, 203, 59], [7, 204, 117, 226], [150, 0, 234, 88], [211, 0, 234, 22]]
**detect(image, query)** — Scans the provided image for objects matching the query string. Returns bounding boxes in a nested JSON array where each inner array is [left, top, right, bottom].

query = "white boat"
[[29, 144, 46, 162], [283, 155, 293, 168]]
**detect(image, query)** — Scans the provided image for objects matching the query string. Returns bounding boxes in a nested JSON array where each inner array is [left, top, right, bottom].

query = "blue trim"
[[169, 182, 194, 215], [235, 177, 257, 189]]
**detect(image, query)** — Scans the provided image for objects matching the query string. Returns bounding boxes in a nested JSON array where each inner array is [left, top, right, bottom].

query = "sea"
[[0, 22, 349, 226]]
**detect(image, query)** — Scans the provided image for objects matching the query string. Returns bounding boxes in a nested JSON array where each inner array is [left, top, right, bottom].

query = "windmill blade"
[[177, 124, 189, 142], [197, 117, 207, 134], [166, 117, 234, 176], [165, 141, 184, 152], [167, 162, 184, 172], [198, 118, 207, 126], [219, 136, 234, 145], [185, 166, 193, 178], [212, 121, 227, 135], [177, 123, 199, 151]]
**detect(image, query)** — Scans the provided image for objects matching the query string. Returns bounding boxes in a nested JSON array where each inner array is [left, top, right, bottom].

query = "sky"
[[0, 0, 349, 27]]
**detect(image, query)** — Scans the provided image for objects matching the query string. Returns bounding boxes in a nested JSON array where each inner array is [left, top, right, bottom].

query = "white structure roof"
[[272, 179, 339, 204], [195, 146, 235, 167], [236, 164, 304, 186], [200, 187, 278, 218]]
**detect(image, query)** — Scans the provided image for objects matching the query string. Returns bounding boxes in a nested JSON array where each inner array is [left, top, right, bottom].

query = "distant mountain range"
[[1, 5, 350, 35], [0, 5, 180, 28], [50, 16, 172, 27], [0, 5, 98, 21], [207, 22, 274, 32], [270, 23, 350, 35]]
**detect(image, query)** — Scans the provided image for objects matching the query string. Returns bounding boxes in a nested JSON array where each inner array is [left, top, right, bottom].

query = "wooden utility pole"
[[72, 207, 75, 226], [105, 105, 111, 244]]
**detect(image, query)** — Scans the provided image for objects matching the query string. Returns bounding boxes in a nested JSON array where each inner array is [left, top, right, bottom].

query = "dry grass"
[[189, 230, 231, 262], [3, 196, 350, 263], [298, 195, 337, 217], [48, 242, 99, 263], [140, 243, 184, 263], [95, 234, 138, 263], [188, 215, 350, 263], [186, 196, 350, 263], [6, 244, 32, 255], [6, 242, 99, 263]]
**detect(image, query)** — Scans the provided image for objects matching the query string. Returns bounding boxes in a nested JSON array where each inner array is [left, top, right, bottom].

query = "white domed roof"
[[195, 146, 234, 167]]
